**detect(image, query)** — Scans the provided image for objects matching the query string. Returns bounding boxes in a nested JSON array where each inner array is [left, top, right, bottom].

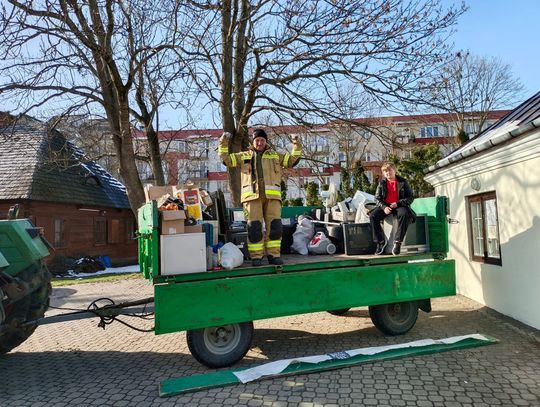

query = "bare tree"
[[423, 52, 525, 137], [0, 0, 186, 214], [174, 0, 465, 205]]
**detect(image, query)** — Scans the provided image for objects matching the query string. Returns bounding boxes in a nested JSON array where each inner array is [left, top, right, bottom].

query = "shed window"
[[54, 218, 66, 248], [467, 192, 501, 265], [108, 219, 121, 244], [94, 218, 107, 245], [125, 217, 136, 243]]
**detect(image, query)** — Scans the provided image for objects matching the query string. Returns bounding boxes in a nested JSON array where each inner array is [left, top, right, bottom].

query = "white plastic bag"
[[351, 190, 376, 223], [308, 232, 336, 255], [219, 242, 244, 270], [291, 216, 315, 255]]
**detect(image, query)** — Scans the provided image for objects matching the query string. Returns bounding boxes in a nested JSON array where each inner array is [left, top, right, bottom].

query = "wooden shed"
[[0, 114, 137, 266]]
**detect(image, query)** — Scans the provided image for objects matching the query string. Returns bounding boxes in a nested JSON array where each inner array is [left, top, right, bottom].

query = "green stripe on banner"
[[159, 334, 498, 397]]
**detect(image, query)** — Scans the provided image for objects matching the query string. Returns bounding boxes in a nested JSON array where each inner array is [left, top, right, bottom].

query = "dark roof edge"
[[427, 116, 540, 173]]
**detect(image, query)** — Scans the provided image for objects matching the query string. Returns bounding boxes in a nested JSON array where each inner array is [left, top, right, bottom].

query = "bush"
[[288, 197, 304, 206]]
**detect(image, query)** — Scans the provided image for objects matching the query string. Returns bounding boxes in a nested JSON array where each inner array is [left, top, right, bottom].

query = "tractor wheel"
[[187, 321, 254, 368], [327, 308, 351, 316], [368, 301, 418, 336], [0, 264, 52, 354]]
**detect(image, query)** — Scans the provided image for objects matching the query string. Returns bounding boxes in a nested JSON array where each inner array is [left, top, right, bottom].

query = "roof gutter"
[[427, 117, 540, 173]]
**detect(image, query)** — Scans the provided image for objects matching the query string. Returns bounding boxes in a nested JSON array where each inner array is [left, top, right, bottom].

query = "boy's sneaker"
[[252, 258, 263, 267], [392, 241, 402, 256], [375, 239, 387, 255]]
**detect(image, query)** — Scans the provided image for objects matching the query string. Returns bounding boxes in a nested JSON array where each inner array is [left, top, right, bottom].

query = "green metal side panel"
[[0, 219, 50, 276], [281, 206, 321, 218], [0, 251, 9, 269], [137, 201, 159, 280], [154, 259, 455, 334], [411, 196, 449, 253]]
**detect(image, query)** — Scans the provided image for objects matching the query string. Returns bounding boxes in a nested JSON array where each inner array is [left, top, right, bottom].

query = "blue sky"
[[447, 0, 540, 100]]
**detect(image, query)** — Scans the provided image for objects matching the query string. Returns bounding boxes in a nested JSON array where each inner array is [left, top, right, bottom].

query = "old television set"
[[343, 223, 376, 255], [400, 214, 430, 254]]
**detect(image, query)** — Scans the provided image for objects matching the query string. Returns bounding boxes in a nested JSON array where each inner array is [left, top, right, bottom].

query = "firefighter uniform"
[[219, 135, 301, 261]]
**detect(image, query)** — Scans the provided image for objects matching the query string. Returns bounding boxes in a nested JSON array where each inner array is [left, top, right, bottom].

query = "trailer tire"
[[327, 308, 351, 316], [369, 301, 418, 336], [187, 321, 254, 368], [0, 264, 52, 354]]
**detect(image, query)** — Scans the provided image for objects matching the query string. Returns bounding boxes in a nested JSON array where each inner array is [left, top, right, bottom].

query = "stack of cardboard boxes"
[[145, 185, 207, 275]]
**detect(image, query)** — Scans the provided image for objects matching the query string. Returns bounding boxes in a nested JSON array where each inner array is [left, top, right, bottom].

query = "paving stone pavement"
[[1, 277, 539, 406]]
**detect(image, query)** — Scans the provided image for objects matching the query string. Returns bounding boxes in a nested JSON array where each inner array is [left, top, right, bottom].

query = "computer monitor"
[[343, 223, 376, 255], [229, 208, 246, 222], [401, 214, 430, 254]]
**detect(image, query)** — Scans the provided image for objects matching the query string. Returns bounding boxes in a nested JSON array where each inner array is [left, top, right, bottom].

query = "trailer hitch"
[[21, 296, 155, 331]]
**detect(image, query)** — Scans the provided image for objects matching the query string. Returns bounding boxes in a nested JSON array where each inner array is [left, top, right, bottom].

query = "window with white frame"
[[466, 191, 501, 265], [419, 126, 439, 138], [361, 150, 382, 162], [465, 122, 479, 135], [137, 162, 153, 181]]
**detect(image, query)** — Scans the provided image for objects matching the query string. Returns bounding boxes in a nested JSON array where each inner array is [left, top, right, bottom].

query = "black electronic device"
[[343, 223, 376, 255], [280, 218, 297, 254], [401, 214, 430, 254], [326, 224, 344, 254]]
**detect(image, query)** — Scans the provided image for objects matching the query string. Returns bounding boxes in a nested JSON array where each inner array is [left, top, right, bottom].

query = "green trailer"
[[138, 196, 455, 368]]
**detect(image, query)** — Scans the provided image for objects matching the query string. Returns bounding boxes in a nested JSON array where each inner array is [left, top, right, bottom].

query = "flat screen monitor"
[[343, 223, 376, 255], [401, 214, 430, 254], [229, 208, 246, 222]]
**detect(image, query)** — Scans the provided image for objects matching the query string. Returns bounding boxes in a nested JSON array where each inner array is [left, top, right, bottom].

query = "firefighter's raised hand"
[[291, 135, 300, 145], [220, 132, 232, 143]]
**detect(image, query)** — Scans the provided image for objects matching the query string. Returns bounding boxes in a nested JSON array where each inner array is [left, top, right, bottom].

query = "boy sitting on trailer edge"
[[369, 162, 416, 256]]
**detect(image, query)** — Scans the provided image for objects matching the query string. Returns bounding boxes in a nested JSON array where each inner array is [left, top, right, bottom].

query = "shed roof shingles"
[[0, 120, 130, 209]]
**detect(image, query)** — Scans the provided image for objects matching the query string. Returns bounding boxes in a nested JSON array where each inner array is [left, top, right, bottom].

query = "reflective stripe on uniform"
[[265, 239, 281, 249], [291, 148, 301, 156], [240, 152, 252, 160], [241, 191, 257, 201], [265, 185, 281, 198], [230, 154, 237, 167], [283, 153, 291, 167], [218, 147, 229, 153], [263, 152, 279, 159], [247, 242, 265, 252]]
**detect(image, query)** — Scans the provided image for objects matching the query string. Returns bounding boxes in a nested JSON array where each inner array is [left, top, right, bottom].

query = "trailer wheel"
[[0, 264, 52, 354], [187, 321, 254, 368], [327, 308, 351, 316], [369, 301, 418, 336]]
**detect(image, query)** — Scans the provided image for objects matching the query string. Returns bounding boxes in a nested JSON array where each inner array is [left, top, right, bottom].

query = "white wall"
[[426, 131, 540, 329]]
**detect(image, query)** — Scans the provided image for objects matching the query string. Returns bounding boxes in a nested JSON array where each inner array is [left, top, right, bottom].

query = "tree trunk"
[[145, 126, 166, 186]]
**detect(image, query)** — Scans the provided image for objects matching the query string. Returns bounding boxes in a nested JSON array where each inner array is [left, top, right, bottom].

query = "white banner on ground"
[[233, 334, 490, 383]]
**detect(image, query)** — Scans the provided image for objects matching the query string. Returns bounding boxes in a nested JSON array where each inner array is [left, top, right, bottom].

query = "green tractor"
[[0, 217, 52, 354]]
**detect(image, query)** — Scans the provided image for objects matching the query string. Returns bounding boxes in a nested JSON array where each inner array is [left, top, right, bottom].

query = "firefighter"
[[219, 129, 302, 266]]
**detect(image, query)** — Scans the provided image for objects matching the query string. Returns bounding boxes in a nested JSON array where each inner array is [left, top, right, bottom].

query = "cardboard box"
[[160, 210, 186, 235], [185, 224, 203, 234], [144, 184, 182, 202]]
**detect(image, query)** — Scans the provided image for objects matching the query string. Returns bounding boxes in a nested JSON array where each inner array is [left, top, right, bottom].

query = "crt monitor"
[[401, 214, 430, 254], [343, 223, 376, 255]]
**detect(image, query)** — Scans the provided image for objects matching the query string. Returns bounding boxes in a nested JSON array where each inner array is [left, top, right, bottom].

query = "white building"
[[425, 92, 540, 329]]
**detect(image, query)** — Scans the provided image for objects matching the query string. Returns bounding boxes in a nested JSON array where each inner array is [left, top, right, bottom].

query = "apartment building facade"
[[134, 111, 510, 205]]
